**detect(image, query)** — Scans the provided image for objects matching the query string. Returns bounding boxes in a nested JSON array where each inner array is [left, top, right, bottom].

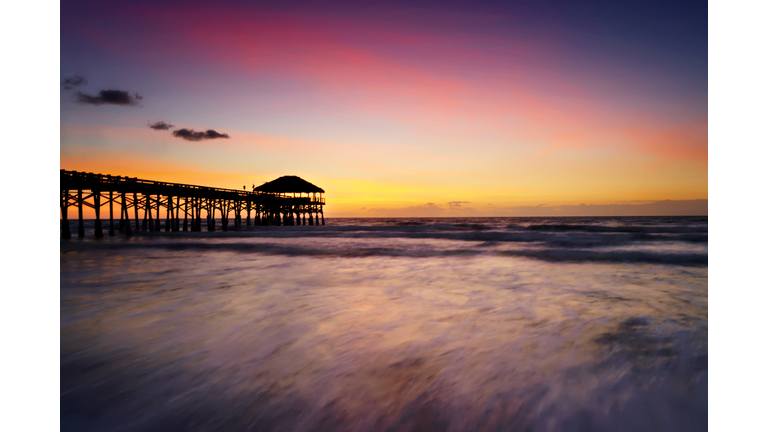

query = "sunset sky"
[[60, 0, 707, 217]]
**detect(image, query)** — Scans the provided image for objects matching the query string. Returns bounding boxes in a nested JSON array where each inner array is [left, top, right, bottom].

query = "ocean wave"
[[61, 216, 707, 266], [59, 228, 709, 258], [63, 222, 706, 245], [497, 249, 707, 266], [60, 240, 707, 266], [523, 224, 708, 234]]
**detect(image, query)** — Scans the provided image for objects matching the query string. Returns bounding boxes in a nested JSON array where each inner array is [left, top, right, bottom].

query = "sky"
[[60, 0, 708, 217]]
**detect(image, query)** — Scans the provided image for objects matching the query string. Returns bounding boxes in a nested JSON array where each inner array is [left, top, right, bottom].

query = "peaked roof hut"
[[254, 176, 324, 193], [253, 175, 326, 225]]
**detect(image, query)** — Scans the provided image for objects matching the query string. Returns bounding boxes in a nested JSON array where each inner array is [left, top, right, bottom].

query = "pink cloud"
[[72, 5, 706, 163]]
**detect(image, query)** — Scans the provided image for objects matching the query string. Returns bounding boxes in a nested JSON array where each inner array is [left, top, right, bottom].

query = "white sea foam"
[[61, 217, 707, 431]]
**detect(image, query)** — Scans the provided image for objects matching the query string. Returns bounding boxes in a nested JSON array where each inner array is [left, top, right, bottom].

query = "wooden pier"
[[60, 169, 326, 239]]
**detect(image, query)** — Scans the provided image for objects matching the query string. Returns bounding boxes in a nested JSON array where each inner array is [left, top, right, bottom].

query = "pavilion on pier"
[[254, 176, 325, 225]]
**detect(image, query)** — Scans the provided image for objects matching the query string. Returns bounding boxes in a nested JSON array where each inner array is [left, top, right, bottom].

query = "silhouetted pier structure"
[[60, 169, 325, 239]]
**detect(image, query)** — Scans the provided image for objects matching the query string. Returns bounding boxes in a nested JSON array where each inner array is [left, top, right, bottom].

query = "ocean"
[[60, 216, 708, 431]]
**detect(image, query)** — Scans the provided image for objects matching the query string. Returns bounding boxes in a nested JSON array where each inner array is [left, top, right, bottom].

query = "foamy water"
[[61, 217, 707, 431]]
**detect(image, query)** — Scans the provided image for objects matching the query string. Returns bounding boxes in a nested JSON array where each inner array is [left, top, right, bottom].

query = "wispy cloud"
[[355, 202, 480, 217], [489, 200, 708, 217], [148, 121, 175, 130], [61, 75, 88, 90], [333, 199, 707, 217], [448, 201, 470, 207]]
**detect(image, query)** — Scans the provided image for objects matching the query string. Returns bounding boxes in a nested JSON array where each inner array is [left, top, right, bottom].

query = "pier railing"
[[61, 170, 325, 203]]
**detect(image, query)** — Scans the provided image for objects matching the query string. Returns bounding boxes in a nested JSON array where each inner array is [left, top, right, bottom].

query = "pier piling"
[[61, 190, 72, 239], [77, 189, 85, 238], [183, 197, 189, 231], [174, 196, 180, 231], [165, 195, 171, 232], [94, 191, 103, 238], [155, 195, 161, 232], [109, 191, 115, 236], [121, 192, 132, 237], [134, 192, 140, 232], [145, 194, 152, 232]]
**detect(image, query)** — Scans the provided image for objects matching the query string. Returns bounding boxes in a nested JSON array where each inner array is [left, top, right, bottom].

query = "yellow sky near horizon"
[[61, 126, 706, 218]]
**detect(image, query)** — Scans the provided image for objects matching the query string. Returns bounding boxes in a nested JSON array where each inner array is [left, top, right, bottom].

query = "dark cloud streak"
[[172, 128, 230, 141], [148, 121, 175, 130], [61, 75, 88, 90], [75, 89, 143, 106]]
